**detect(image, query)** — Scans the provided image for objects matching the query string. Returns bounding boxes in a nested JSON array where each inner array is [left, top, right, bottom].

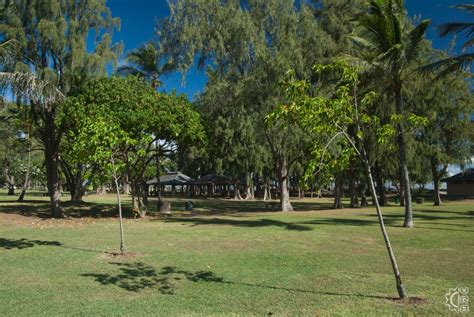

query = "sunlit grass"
[[0, 190, 472, 315]]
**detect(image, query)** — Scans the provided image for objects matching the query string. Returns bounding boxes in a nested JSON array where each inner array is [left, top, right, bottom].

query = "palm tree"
[[349, 0, 430, 228], [118, 42, 165, 89], [424, 4, 473, 76]]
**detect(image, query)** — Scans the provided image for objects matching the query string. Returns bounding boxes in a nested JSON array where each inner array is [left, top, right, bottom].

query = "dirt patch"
[[393, 296, 428, 305], [98, 251, 146, 261]]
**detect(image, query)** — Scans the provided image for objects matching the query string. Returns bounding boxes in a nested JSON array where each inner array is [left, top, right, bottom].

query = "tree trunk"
[[375, 163, 387, 206], [44, 112, 63, 218], [395, 87, 413, 228], [278, 157, 293, 211], [155, 149, 162, 211], [364, 158, 406, 299], [244, 172, 254, 200], [17, 145, 31, 202], [7, 184, 15, 195], [140, 180, 149, 218], [71, 166, 86, 203], [333, 174, 343, 209], [111, 156, 126, 254], [4, 168, 15, 195], [263, 183, 269, 201], [397, 180, 405, 207], [431, 160, 445, 207], [234, 186, 243, 200], [122, 172, 131, 195], [358, 180, 368, 207], [349, 174, 359, 208], [96, 186, 107, 195]]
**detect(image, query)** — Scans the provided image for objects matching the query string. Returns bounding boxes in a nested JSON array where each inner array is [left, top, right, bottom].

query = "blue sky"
[[107, 0, 472, 100]]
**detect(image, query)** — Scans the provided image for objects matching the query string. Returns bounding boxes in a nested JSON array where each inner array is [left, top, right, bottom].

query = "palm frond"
[[406, 19, 431, 61], [438, 22, 474, 38], [125, 42, 159, 73], [463, 37, 474, 49], [453, 4, 474, 14], [0, 72, 64, 105], [419, 53, 473, 78], [117, 65, 143, 77], [347, 35, 378, 51]]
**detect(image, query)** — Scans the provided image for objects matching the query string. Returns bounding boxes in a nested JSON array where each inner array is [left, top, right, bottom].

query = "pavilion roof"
[[146, 172, 193, 186]]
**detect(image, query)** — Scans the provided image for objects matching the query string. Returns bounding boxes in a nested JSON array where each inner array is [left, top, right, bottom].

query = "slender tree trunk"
[[364, 158, 406, 299], [395, 86, 413, 228], [17, 145, 31, 202], [111, 156, 126, 254], [278, 157, 293, 211]]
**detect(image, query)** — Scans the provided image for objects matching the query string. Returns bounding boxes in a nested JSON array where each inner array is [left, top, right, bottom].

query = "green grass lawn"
[[0, 190, 472, 316]]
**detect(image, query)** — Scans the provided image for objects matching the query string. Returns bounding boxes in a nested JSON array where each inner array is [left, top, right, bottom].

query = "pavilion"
[[191, 174, 235, 197], [147, 171, 193, 196]]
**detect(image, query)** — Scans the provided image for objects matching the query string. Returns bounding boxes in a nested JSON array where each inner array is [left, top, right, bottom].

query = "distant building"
[[441, 169, 474, 197]]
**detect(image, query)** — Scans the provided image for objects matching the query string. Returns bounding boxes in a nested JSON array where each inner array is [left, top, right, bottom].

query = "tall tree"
[[0, 0, 121, 217], [407, 67, 473, 205], [62, 76, 203, 217], [350, 0, 430, 227], [158, 0, 365, 210]]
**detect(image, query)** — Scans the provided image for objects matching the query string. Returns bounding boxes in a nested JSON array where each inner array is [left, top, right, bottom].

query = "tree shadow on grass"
[[167, 198, 334, 214], [297, 215, 473, 233], [0, 199, 134, 219], [161, 217, 313, 231], [0, 237, 62, 249], [82, 262, 224, 293], [82, 261, 397, 300]]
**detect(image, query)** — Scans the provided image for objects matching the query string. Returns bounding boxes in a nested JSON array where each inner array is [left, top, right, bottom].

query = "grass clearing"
[[0, 190, 473, 316]]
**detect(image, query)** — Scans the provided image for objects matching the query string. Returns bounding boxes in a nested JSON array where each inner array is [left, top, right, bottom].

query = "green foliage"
[[59, 76, 204, 182], [0, 0, 122, 94], [267, 62, 397, 185]]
